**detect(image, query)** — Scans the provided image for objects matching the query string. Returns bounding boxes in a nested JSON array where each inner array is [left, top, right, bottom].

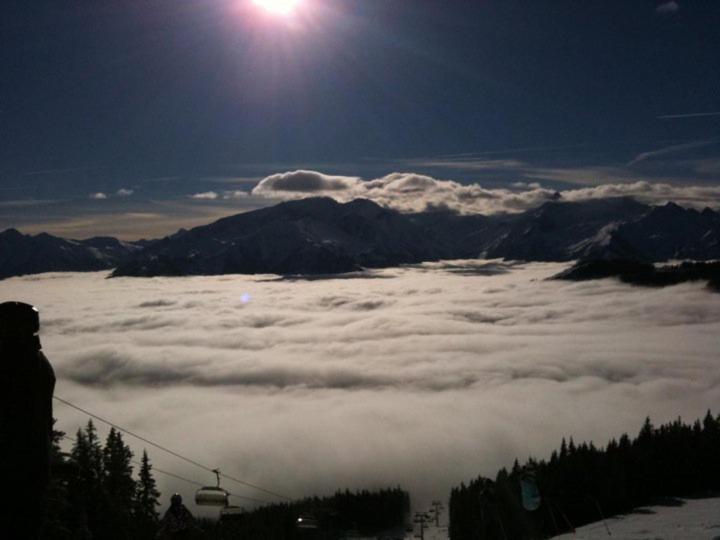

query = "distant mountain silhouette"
[[0, 228, 143, 280], [2, 197, 720, 279], [111, 198, 453, 277]]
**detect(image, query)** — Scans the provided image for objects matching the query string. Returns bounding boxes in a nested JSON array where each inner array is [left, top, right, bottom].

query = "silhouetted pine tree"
[[43, 420, 74, 539], [202, 487, 411, 539], [449, 412, 720, 539], [134, 450, 160, 540], [70, 420, 106, 539], [102, 428, 135, 539], [43, 420, 164, 538]]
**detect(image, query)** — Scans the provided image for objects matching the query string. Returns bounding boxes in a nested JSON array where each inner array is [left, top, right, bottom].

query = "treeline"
[[556, 259, 720, 292], [45, 420, 161, 540], [199, 487, 411, 539], [45, 420, 410, 539], [449, 411, 720, 539]]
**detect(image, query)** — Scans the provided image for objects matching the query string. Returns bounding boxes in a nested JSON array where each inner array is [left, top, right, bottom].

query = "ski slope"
[[403, 499, 720, 540], [402, 525, 449, 540], [554, 497, 720, 539]]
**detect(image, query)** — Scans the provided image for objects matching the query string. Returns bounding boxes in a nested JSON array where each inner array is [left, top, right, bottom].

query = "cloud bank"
[[190, 190, 248, 201], [251, 170, 720, 214], [3, 263, 720, 512], [89, 188, 135, 200]]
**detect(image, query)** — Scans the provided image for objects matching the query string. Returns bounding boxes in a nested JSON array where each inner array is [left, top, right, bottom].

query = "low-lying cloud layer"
[[3, 264, 720, 512], [252, 170, 720, 214]]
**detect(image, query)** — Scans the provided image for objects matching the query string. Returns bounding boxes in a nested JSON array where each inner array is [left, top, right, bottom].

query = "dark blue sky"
[[2, 0, 719, 238]]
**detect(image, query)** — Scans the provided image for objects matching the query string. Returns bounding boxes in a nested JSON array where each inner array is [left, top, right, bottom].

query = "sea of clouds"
[[2, 262, 720, 512]]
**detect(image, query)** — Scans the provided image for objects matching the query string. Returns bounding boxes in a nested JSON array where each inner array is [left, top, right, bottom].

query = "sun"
[[252, 0, 302, 16]]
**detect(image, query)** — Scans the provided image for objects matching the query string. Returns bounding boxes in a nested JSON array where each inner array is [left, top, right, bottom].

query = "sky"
[[2, 261, 719, 511], [2, 0, 720, 238]]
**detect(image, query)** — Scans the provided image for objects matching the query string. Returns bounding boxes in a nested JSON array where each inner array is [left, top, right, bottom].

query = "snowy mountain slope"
[[112, 197, 674, 277], [484, 198, 650, 261], [553, 497, 720, 540], [613, 202, 720, 261], [111, 197, 450, 277]]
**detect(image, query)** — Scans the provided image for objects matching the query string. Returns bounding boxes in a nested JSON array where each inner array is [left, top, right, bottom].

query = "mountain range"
[[0, 229, 146, 280], [1, 197, 719, 280]]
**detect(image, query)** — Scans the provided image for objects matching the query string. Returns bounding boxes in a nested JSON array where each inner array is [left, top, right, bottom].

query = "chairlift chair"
[[220, 505, 244, 519], [195, 469, 230, 507]]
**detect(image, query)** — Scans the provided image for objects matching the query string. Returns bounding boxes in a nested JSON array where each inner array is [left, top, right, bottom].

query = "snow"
[[422, 526, 449, 540], [553, 497, 720, 540], [401, 525, 449, 540], [397, 498, 720, 540], [87, 246, 106, 260]]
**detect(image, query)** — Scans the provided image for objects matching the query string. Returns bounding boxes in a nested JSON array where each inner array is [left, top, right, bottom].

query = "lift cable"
[[54, 394, 292, 501]]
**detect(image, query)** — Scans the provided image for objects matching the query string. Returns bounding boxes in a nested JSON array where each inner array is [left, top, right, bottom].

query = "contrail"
[[657, 111, 720, 120], [626, 139, 718, 167]]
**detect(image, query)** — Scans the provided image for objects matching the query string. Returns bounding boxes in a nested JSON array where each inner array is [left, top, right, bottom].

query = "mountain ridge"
[[0, 228, 144, 280], [2, 197, 720, 279]]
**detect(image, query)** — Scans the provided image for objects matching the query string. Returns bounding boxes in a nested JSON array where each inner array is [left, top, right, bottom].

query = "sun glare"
[[252, 0, 302, 16]]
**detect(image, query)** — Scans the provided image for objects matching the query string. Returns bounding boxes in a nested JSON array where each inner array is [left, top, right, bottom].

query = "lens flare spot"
[[240, 293, 252, 304]]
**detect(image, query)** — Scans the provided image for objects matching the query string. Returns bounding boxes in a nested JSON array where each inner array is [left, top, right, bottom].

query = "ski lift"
[[220, 505, 244, 519], [195, 469, 229, 507]]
